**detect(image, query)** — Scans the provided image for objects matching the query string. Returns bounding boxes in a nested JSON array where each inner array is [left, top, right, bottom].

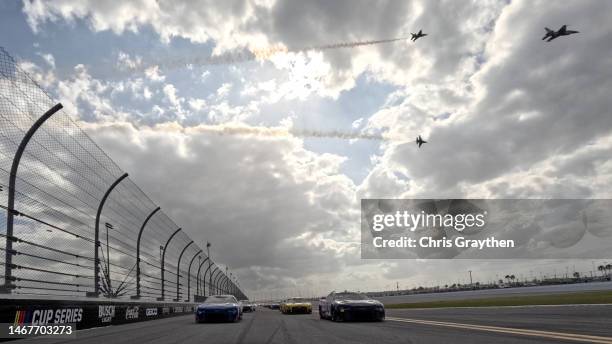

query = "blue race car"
[[195, 295, 243, 323]]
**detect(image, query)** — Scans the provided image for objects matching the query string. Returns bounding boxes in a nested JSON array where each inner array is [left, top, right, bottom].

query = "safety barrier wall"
[[0, 297, 199, 330]]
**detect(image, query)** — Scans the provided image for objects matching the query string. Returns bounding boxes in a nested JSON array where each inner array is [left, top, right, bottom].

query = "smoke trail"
[[251, 37, 407, 59], [130, 36, 408, 73], [191, 124, 392, 141], [297, 37, 408, 53], [291, 128, 387, 141]]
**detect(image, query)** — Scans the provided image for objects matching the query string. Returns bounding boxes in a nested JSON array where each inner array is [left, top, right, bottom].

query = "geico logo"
[[125, 307, 139, 320], [146, 308, 158, 317], [31, 308, 83, 325]]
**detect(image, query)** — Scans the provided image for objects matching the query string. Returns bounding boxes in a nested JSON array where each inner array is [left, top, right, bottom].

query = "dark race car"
[[319, 291, 384, 322], [195, 295, 242, 323]]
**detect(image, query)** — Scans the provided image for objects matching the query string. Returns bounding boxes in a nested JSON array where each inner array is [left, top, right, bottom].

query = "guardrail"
[[0, 46, 246, 301]]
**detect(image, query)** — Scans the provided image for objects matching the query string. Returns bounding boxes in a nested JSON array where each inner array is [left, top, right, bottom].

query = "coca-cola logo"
[[125, 306, 139, 320]]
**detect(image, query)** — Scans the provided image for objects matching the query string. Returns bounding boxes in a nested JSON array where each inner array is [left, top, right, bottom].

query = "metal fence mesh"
[[0, 47, 240, 301]]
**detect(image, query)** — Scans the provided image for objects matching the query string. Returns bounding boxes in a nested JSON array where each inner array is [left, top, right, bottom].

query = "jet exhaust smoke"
[[130, 36, 408, 72], [191, 124, 392, 141]]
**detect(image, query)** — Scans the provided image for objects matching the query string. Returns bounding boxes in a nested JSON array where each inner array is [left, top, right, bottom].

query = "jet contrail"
[[130, 36, 408, 73], [190, 124, 393, 141]]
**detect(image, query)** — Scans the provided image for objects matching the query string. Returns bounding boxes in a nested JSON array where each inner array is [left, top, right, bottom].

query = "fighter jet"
[[542, 25, 579, 42], [416, 135, 427, 148], [411, 30, 428, 42]]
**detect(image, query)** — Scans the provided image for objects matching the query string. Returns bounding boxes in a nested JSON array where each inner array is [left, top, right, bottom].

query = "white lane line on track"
[[386, 317, 612, 344], [387, 303, 612, 311]]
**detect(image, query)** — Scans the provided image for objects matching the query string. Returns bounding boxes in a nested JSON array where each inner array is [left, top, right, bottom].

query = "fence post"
[[196, 257, 209, 297], [157, 228, 181, 301], [86, 172, 128, 297], [175, 240, 194, 301], [186, 250, 202, 302], [132, 206, 160, 299], [202, 261, 214, 296], [213, 269, 224, 294], [209, 266, 219, 295], [1, 103, 63, 293]]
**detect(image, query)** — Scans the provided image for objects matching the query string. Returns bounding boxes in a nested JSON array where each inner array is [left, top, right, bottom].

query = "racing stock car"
[[319, 291, 385, 322], [280, 297, 312, 314], [195, 295, 243, 323], [241, 300, 256, 312]]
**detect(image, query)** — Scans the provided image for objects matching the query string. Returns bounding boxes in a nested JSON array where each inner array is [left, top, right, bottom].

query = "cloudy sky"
[[1, 0, 611, 299]]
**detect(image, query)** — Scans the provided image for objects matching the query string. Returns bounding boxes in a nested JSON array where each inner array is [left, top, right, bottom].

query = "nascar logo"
[[14, 310, 30, 325]]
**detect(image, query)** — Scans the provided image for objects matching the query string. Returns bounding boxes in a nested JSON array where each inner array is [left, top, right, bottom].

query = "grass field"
[[386, 290, 612, 309]]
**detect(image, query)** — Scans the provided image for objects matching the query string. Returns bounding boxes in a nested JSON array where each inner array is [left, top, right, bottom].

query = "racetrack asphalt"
[[17, 305, 612, 344]]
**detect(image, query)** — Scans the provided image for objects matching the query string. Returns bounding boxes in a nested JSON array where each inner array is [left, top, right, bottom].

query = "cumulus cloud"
[[13, 0, 612, 296], [365, 0, 612, 200], [21, 0, 504, 96], [80, 120, 363, 296]]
